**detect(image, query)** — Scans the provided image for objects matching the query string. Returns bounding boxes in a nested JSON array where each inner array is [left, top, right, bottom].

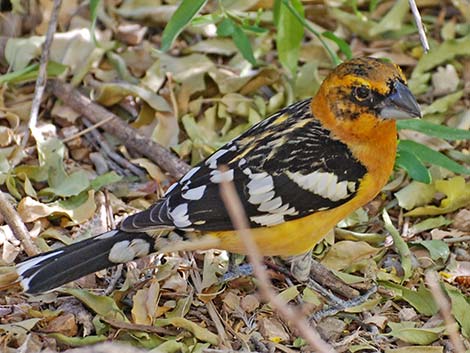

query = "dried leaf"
[[387, 322, 445, 345], [156, 317, 219, 344], [62, 288, 128, 322], [406, 177, 470, 216], [132, 280, 160, 325], [321, 240, 380, 271]]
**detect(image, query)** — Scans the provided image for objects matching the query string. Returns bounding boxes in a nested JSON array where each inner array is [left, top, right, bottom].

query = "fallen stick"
[[47, 80, 190, 180]]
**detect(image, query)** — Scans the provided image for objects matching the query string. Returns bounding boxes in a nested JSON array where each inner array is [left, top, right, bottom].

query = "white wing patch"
[[247, 172, 273, 195], [250, 213, 285, 226], [244, 168, 298, 227], [169, 203, 191, 227], [205, 149, 229, 169], [286, 171, 356, 202], [209, 169, 234, 183], [179, 166, 201, 184], [182, 185, 206, 200], [108, 238, 151, 263], [164, 182, 179, 196]]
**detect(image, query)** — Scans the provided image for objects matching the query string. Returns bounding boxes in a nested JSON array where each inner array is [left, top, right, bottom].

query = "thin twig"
[[101, 317, 176, 335], [443, 235, 470, 243], [0, 190, 39, 256], [62, 115, 115, 143], [425, 271, 466, 353], [21, 0, 63, 147], [409, 0, 430, 52], [167, 73, 179, 119], [48, 80, 190, 179], [81, 118, 147, 177], [186, 252, 233, 349], [219, 174, 337, 353]]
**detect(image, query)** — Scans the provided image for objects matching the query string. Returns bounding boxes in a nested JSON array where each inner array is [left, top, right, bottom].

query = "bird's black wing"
[[121, 99, 367, 232]]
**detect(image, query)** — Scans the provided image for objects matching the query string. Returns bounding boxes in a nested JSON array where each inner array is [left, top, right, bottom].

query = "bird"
[[14, 57, 421, 294]]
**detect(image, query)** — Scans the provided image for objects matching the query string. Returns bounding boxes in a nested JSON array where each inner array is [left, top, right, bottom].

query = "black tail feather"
[[16, 230, 155, 294]]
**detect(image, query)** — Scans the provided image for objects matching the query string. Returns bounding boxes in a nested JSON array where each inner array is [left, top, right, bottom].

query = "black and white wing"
[[121, 99, 367, 232]]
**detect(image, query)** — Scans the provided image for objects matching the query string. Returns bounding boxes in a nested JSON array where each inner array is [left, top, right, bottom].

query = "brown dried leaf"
[[258, 317, 290, 343], [131, 279, 160, 325], [42, 313, 78, 337]]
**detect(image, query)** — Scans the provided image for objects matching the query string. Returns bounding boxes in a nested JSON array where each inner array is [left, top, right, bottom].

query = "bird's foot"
[[222, 263, 254, 282], [286, 251, 377, 321], [222, 251, 377, 321]]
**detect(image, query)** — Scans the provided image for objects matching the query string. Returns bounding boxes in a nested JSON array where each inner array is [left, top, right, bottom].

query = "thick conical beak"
[[379, 81, 422, 120]]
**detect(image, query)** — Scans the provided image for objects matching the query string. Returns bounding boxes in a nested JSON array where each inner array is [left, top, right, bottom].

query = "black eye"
[[354, 86, 371, 101]]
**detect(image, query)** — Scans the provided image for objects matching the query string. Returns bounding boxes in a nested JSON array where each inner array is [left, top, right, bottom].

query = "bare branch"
[[0, 190, 39, 256], [48, 80, 190, 179]]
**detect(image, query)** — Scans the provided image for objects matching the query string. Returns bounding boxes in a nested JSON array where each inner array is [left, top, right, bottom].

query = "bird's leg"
[[221, 250, 377, 320], [285, 250, 377, 321], [222, 253, 255, 282]]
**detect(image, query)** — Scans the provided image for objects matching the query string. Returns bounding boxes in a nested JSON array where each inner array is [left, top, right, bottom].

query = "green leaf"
[[241, 23, 269, 34], [445, 284, 470, 338], [401, 283, 439, 316], [387, 322, 444, 345], [396, 147, 431, 184], [422, 91, 463, 115], [89, 0, 100, 43], [90, 172, 122, 191], [397, 119, 470, 140], [39, 170, 90, 198], [49, 333, 107, 347], [156, 317, 219, 344], [400, 140, 470, 175], [275, 0, 304, 76], [231, 24, 257, 65], [0, 62, 67, 84], [413, 240, 450, 261], [281, 0, 340, 66], [383, 209, 412, 280], [160, 0, 208, 52], [322, 31, 352, 59], [216, 17, 236, 37], [191, 13, 221, 26], [408, 216, 452, 234], [369, 0, 408, 35], [62, 288, 128, 322]]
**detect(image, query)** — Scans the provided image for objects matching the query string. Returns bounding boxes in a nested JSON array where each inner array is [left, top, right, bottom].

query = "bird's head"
[[312, 57, 421, 142]]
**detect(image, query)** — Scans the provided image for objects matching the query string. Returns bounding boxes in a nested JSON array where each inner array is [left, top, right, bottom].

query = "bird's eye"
[[353, 86, 371, 101]]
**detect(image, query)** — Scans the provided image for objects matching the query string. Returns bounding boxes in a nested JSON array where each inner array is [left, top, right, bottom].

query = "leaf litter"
[[1, 0, 470, 352]]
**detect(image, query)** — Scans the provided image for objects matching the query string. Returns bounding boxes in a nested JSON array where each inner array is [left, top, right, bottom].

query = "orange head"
[[312, 57, 421, 144]]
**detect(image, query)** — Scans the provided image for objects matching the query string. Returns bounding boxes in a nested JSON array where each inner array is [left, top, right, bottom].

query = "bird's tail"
[[16, 230, 156, 294]]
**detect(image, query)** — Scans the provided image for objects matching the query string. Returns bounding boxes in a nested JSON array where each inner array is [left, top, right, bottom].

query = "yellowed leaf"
[[18, 190, 96, 224], [131, 279, 160, 325], [321, 241, 380, 271], [406, 177, 470, 216]]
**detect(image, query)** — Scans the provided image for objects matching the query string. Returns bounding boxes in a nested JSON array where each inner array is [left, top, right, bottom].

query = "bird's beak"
[[379, 81, 422, 120]]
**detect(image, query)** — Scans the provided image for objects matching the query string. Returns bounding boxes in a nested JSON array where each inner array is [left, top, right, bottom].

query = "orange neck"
[[311, 89, 398, 186]]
